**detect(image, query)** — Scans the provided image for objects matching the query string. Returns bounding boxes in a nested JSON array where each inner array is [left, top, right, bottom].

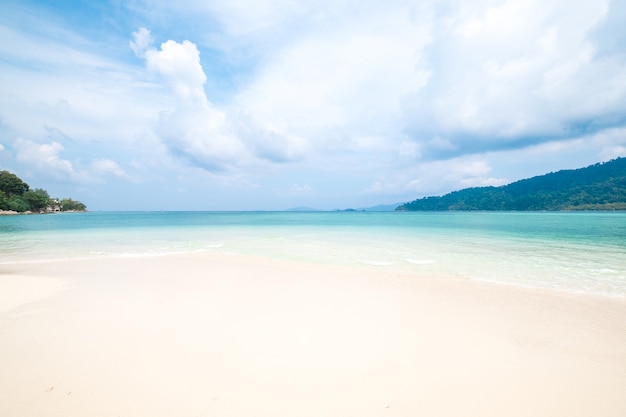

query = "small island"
[[0, 170, 87, 214]]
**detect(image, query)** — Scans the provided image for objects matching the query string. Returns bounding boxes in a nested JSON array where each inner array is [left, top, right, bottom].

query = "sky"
[[0, 0, 625, 211]]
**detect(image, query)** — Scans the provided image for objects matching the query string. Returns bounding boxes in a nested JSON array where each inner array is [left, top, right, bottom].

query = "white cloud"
[[591, 127, 626, 160], [156, 102, 248, 171], [13, 138, 82, 181], [602, 145, 626, 160], [179, 0, 625, 170], [235, 6, 432, 146], [145, 39, 207, 101], [402, 0, 625, 154], [364, 180, 400, 195], [2, 0, 626, 209], [426, 157, 507, 189], [230, 111, 308, 162], [0, 16, 168, 147], [199, 0, 305, 37], [397, 141, 420, 159], [364, 154, 507, 199], [130, 27, 153, 58], [134, 33, 248, 170], [129, 1, 626, 169], [11, 139, 139, 185], [137, 32, 309, 171], [91, 159, 133, 181]]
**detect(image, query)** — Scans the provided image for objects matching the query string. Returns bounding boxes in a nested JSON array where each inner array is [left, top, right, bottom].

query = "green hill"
[[397, 157, 626, 211], [0, 170, 87, 213]]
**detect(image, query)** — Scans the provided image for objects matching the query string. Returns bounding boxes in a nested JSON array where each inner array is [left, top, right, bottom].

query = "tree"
[[23, 189, 52, 212], [60, 198, 87, 211], [7, 195, 29, 212], [397, 157, 626, 211], [0, 170, 29, 197], [0, 170, 86, 213]]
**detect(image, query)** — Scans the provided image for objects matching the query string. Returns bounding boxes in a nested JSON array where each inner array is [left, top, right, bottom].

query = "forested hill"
[[397, 157, 626, 211], [0, 170, 86, 213]]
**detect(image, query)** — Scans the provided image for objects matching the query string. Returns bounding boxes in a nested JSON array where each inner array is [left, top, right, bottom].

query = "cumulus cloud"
[[129, 1, 626, 154], [402, 0, 626, 157], [133, 31, 245, 170], [365, 153, 511, 200], [404, 156, 509, 194], [12, 138, 135, 184], [235, 6, 432, 149], [145, 38, 207, 101], [0, 12, 168, 155], [91, 159, 134, 181], [230, 111, 308, 163], [193, 0, 626, 162], [13, 138, 81, 181], [4, 0, 625, 209], [156, 101, 247, 171], [134, 28, 308, 172]]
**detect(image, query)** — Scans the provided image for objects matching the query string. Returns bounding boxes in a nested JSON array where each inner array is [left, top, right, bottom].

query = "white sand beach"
[[1, 253, 625, 417]]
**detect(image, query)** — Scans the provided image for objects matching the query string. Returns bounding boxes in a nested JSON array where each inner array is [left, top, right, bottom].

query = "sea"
[[1, 211, 625, 298]]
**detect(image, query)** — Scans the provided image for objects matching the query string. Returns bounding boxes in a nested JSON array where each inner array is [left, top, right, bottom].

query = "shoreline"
[[2, 249, 625, 300], [0, 210, 88, 215], [1, 253, 625, 416]]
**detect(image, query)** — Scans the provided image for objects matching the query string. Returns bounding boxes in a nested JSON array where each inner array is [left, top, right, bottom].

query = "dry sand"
[[1, 253, 625, 417]]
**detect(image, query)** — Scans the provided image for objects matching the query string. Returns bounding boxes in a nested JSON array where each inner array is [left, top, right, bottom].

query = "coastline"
[[0, 210, 88, 215], [1, 252, 625, 417]]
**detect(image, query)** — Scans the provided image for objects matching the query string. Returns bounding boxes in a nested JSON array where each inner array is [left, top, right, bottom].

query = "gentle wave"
[[1, 211, 625, 298]]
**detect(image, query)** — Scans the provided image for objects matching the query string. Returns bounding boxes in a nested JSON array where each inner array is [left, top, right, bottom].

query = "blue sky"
[[1, 0, 625, 210]]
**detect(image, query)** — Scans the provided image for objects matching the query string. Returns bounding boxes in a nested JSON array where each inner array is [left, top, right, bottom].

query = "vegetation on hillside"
[[397, 157, 626, 211], [0, 170, 87, 213]]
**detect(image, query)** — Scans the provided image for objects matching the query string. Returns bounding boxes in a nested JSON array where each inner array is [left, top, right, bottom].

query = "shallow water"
[[1, 211, 625, 297]]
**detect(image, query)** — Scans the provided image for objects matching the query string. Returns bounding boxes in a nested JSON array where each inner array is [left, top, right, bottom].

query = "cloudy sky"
[[1, 0, 625, 210]]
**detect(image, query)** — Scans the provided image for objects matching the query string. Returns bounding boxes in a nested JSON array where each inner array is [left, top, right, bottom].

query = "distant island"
[[0, 170, 87, 214], [397, 157, 626, 211]]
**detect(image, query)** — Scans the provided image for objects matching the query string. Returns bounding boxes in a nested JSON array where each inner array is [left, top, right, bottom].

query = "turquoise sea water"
[[1, 211, 625, 297]]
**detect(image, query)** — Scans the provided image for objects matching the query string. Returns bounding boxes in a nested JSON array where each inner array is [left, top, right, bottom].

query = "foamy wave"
[[594, 268, 618, 274], [0, 244, 226, 265]]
